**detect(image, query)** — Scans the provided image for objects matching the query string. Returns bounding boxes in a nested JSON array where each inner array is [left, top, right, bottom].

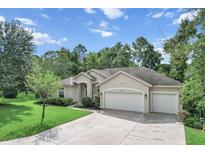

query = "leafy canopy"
[[26, 59, 62, 101], [132, 37, 162, 70], [0, 20, 35, 94]]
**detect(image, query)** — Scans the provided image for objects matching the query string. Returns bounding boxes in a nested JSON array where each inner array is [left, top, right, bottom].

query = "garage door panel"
[[152, 93, 178, 114], [104, 92, 143, 112]]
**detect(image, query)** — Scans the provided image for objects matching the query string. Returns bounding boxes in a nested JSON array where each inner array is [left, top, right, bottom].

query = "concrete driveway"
[[0, 109, 186, 145]]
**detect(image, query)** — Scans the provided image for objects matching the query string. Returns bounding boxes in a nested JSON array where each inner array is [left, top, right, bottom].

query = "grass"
[[0, 93, 91, 142], [185, 126, 205, 145]]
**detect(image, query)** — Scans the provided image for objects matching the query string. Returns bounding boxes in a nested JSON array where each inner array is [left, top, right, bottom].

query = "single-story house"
[[54, 66, 182, 114]]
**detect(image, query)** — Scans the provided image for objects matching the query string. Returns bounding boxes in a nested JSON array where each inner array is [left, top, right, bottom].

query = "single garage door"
[[152, 93, 178, 114], [104, 91, 144, 112]]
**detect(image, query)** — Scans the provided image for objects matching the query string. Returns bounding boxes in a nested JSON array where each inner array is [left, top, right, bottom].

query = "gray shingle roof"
[[97, 66, 181, 86], [61, 66, 181, 86], [61, 77, 73, 86]]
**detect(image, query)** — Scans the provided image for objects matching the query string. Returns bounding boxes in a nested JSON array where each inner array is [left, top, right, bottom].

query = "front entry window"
[[59, 88, 64, 98]]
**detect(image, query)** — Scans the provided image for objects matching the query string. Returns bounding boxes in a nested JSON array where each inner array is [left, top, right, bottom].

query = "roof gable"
[[73, 72, 94, 80], [97, 71, 152, 87], [96, 67, 181, 86]]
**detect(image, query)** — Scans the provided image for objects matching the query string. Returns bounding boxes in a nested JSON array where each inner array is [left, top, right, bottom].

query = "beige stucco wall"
[[150, 86, 182, 113], [99, 73, 150, 113], [64, 85, 77, 100], [74, 74, 92, 97], [92, 84, 99, 97]]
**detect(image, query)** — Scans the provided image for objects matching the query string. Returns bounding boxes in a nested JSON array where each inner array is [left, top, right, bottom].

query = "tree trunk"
[[40, 101, 46, 125]]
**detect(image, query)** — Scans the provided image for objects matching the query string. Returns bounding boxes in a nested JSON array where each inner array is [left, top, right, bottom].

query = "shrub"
[[181, 77, 205, 116], [3, 88, 18, 98], [184, 116, 203, 129], [93, 95, 100, 109], [61, 98, 73, 106], [35, 97, 73, 106], [178, 110, 190, 121], [0, 91, 2, 97], [81, 97, 94, 107]]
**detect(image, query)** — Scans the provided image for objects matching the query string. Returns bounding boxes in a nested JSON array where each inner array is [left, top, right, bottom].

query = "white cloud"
[[99, 21, 108, 29], [32, 32, 67, 45], [84, 8, 96, 14], [24, 27, 35, 32], [15, 17, 36, 26], [99, 8, 124, 19], [0, 16, 5, 22], [147, 10, 174, 19], [153, 36, 172, 64], [124, 15, 129, 20], [164, 12, 174, 18], [40, 13, 50, 19], [152, 11, 165, 18], [172, 10, 198, 25], [156, 47, 170, 64], [147, 9, 175, 19], [153, 37, 166, 47], [90, 28, 113, 38], [85, 21, 93, 26]]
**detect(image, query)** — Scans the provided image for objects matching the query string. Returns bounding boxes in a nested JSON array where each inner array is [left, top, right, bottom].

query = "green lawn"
[[0, 93, 91, 142], [185, 126, 205, 145]]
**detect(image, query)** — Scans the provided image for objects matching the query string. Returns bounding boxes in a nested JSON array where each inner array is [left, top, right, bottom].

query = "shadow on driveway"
[[102, 109, 179, 124]]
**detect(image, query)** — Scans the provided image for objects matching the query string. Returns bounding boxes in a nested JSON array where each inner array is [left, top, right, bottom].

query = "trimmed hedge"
[[80, 96, 100, 109], [3, 88, 18, 98], [35, 97, 74, 106], [81, 97, 94, 107]]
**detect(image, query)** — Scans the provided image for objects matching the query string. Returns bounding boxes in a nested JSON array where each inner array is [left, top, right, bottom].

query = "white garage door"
[[152, 93, 178, 114], [104, 92, 144, 112]]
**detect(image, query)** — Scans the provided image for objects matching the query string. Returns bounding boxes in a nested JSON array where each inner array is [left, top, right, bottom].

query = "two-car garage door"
[[104, 91, 144, 112], [103, 90, 179, 114], [151, 93, 178, 114]]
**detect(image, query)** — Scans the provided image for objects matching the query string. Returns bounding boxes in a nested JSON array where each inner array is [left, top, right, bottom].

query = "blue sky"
[[0, 8, 198, 63]]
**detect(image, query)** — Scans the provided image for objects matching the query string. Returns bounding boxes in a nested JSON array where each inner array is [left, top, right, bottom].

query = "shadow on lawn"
[[0, 104, 33, 127], [1, 123, 55, 142], [0, 95, 36, 104]]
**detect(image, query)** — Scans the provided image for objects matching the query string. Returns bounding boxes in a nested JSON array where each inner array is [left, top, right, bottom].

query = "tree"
[[164, 19, 196, 82], [27, 60, 61, 124], [72, 44, 87, 63], [132, 37, 162, 70], [0, 20, 35, 97], [97, 47, 113, 69], [110, 42, 134, 67], [96, 42, 134, 69], [83, 52, 99, 70], [41, 48, 74, 79], [180, 9, 205, 128], [158, 64, 171, 77]]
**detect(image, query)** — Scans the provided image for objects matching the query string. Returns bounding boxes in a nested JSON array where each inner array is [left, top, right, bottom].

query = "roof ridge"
[[141, 67, 181, 84]]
